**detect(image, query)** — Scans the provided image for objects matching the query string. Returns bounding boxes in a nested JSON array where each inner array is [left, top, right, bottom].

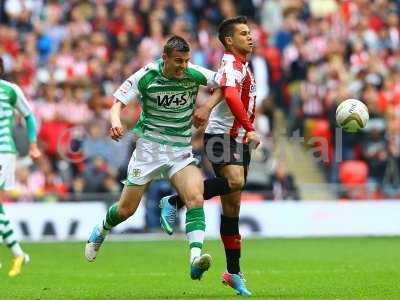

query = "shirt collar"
[[224, 51, 247, 64]]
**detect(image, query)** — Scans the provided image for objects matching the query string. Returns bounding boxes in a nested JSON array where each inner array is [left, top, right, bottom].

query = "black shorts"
[[203, 133, 251, 177]]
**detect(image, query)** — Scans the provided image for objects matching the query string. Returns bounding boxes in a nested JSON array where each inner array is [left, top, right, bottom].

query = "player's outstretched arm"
[[109, 100, 126, 141], [25, 114, 41, 160], [193, 88, 223, 128], [28, 142, 41, 160], [13, 82, 42, 161]]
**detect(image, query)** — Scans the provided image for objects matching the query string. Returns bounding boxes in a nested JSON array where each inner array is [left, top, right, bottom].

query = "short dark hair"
[[163, 35, 190, 56], [218, 16, 248, 48]]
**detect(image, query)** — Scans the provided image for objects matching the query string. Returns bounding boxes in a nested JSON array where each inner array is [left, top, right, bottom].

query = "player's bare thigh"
[[117, 183, 149, 219], [219, 164, 245, 191], [170, 164, 204, 210]]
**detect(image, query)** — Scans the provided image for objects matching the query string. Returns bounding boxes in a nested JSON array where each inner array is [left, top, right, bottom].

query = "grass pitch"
[[1, 237, 400, 299]]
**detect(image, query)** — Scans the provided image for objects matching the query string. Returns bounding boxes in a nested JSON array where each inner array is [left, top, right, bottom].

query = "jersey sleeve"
[[113, 68, 145, 105], [187, 63, 218, 88], [215, 58, 244, 91], [14, 84, 33, 117]]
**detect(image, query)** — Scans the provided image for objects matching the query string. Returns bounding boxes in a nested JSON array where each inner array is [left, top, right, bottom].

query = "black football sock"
[[168, 177, 232, 209], [220, 214, 241, 274]]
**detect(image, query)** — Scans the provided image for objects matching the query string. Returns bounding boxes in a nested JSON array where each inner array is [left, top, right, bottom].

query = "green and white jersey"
[[113, 59, 217, 147], [0, 79, 33, 154]]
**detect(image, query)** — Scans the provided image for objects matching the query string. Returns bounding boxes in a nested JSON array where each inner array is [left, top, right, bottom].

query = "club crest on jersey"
[[129, 168, 141, 178], [120, 80, 133, 94]]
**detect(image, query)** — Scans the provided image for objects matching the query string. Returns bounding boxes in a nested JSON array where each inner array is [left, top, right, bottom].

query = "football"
[[336, 99, 369, 133]]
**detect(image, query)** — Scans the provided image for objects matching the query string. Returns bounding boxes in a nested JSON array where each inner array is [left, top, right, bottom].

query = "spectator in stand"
[[82, 155, 117, 194], [362, 125, 388, 185], [266, 162, 300, 201], [82, 122, 112, 166]]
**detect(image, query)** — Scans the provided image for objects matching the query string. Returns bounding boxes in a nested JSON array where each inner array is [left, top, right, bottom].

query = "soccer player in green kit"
[[85, 35, 225, 280], [0, 57, 41, 277]]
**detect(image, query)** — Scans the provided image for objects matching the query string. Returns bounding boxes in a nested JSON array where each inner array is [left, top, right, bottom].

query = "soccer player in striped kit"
[[0, 57, 41, 277], [160, 16, 260, 296], [85, 35, 226, 280]]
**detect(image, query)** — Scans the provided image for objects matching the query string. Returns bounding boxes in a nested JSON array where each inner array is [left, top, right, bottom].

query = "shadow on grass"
[[136, 294, 270, 299]]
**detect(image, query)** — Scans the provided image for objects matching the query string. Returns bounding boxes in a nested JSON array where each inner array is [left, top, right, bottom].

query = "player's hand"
[[29, 143, 42, 160], [193, 106, 212, 128], [244, 131, 261, 149], [109, 126, 124, 141]]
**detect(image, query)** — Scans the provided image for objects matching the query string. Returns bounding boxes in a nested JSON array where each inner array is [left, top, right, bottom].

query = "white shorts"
[[125, 138, 197, 186], [0, 153, 16, 190]]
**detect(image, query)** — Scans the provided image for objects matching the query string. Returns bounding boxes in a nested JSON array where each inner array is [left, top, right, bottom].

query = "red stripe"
[[221, 234, 241, 250], [233, 60, 242, 72], [230, 70, 251, 138], [220, 72, 227, 87], [241, 71, 251, 116], [229, 80, 242, 137], [249, 70, 256, 122]]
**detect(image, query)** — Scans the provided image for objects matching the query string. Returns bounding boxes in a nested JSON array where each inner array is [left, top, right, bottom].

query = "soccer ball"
[[336, 99, 369, 133]]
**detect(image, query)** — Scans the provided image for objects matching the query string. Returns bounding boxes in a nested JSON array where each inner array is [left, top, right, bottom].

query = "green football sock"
[[185, 207, 206, 262], [0, 204, 24, 257], [103, 203, 124, 231]]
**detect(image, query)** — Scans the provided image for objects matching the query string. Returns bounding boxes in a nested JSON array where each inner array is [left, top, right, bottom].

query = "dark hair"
[[163, 35, 190, 56], [218, 16, 248, 48]]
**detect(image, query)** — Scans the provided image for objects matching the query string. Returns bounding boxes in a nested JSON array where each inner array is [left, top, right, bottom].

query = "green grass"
[[1, 237, 400, 299]]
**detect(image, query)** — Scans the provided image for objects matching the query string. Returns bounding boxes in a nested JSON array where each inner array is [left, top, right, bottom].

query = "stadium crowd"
[[1, 0, 399, 203], [278, 0, 400, 198]]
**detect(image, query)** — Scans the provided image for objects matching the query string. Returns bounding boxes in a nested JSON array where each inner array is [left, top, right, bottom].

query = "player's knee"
[[227, 176, 245, 191], [186, 193, 204, 208]]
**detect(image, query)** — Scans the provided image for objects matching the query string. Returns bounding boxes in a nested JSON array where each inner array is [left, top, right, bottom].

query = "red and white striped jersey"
[[205, 52, 257, 143]]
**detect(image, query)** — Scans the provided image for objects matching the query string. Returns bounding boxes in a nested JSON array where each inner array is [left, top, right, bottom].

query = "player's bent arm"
[[193, 88, 223, 128], [204, 88, 223, 110], [13, 83, 42, 159], [14, 83, 38, 143], [111, 69, 142, 141], [24, 114, 42, 159], [223, 87, 260, 147], [24, 114, 38, 144], [109, 100, 126, 141], [223, 87, 254, 132], [110, 100, 126, 127]]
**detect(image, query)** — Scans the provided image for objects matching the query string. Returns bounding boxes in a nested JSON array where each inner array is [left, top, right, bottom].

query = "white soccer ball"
[[336, 99, 369, 133]]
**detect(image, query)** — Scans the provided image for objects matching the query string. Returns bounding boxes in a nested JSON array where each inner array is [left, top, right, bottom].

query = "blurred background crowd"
[[1, 0, 400, 212]]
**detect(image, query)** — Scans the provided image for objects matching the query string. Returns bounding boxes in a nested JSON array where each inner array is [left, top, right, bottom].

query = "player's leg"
[[0, 154, 30, 277], [160, 134, 240, 234], [159, 176, 232, 234], [85, 183, 147, 261], [165, 133, 242, 207], [219, 165, 244, 273], [219, 165, 251, 297], [0, 205, 2, 269], [169, 164, 211, 280], [0, 198, 30, 277], [163, 177, 233, 209], [86, 138, 159, 261]]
